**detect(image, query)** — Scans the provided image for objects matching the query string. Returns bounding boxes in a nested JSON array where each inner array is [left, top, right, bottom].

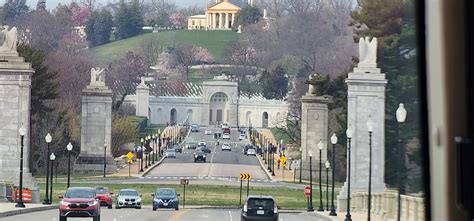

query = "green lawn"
[[90, 30, 238, 64], [41, 182, 335, 209]]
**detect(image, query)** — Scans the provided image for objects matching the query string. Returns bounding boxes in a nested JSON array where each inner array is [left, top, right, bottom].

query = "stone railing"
[[351, 190, 425, 221]]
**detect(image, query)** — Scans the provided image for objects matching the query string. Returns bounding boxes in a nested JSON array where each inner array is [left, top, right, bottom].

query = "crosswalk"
[[140, 175, 275, 183]]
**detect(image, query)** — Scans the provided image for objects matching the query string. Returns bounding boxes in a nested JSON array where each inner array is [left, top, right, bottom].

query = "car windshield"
[[155, 189, 176, 197], [65, 189, 95, 198], [247, 198, 274, 209], [95, 188, 109, 194], [119, 190, 139, 196]]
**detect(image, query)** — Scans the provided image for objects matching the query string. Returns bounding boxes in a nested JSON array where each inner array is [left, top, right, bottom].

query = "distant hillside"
[[89, 30, 238, 64]]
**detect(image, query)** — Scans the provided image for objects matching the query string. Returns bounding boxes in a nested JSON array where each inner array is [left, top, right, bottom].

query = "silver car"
[[116, 189, 142, 209], [165, 149, 177, 158]]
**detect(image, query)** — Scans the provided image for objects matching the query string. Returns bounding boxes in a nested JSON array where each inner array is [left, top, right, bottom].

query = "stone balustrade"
[[351, 190, 425, 221]]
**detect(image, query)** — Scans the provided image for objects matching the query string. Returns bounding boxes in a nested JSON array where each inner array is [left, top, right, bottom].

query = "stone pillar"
[[0, 50, 40, 203], [298, 92, 331, 180], [231, 13, 235, 28], [136, 80, 150, 118], [219, 13, 223, 29], [213, 13, 217, 29], [337, 37, 387, 211], [225, 13, 230, 29], [75, 69, 116, 174]]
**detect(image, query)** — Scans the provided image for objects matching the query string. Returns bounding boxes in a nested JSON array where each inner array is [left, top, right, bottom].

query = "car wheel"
[[153, 207, 157, 211], [175, 206, 179, 211], [93, 215, 100, 221], [137, 206, 141, 209], [59, 216, 67, 221], [108, 204, 112, 209]]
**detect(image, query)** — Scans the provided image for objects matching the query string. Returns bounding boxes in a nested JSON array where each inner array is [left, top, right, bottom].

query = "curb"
[[141, 156, 166, 177], [256, 156, 273, 181], [306, 211, 339, 221], [0, 205, 57, 218]]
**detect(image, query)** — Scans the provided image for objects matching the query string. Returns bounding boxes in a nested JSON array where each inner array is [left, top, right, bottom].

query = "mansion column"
[[213, 13, 217, 29], [225, 13, 230, 29], [231, 13, 235, 28], [219, 13, 223, 29]]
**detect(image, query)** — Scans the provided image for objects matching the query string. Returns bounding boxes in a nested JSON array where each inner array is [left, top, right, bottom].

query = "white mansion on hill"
[[188, 0, 253, 30], [124, 75, 288, 128]]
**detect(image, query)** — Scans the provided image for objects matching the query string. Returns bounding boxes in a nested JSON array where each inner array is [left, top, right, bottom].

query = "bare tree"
[[139, 36, 164, 66], [80, 0, 96, 10], [171, 45, 214, 80]]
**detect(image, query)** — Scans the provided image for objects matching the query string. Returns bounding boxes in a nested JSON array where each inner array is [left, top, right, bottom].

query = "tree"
[[171, 45, 214, 80], [169, 11, 186, 28], [115, 0, 144, 39], [72, 6, 91, 26], [3, 0, 29, 24], [85, 10, 113, 46], [111, 117, 139, 156], [260, 66, 289, 100], [234, 5, 262, 28]]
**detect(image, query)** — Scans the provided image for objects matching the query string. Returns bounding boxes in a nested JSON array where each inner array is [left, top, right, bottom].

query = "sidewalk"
[[308, 210, 386, 221], [258, 154, 296, 182], [0, 202, 56, 218]]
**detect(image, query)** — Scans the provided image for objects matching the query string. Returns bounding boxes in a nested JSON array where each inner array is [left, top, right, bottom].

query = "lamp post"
[[152, 134, 156, 164], [49, 153, 55, 204], [144, 137, 149, 169], [147, 135, 152, 167], [15, 125, 27, 208], [367, 117, 374, 221], [317, 140, 324, 212], [345, 127, 353, 221], [43, 133, 52, 205], [307, 150, 314, 212], [158, 130, 162, 157], [267, 143, 271, 171], [103, 144, 107, 178], [299, 148, 302, 183], [330, 133, 338, 216], [66, 142, 73, 188], [325, 160, 330, 211], [271, 144, 275, 176], [396, 103, 407, 221], [140, 138, 144, 172]]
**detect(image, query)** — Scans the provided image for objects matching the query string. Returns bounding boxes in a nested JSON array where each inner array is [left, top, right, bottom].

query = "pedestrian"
[[277, 159, 281, 169]]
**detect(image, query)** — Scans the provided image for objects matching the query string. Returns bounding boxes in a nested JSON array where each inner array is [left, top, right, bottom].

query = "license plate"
[[163, 203, 168, 206], [257, 210, 265, 215]]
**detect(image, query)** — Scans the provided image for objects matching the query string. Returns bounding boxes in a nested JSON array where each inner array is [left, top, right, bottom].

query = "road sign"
[[280, 156, 287, 166], [304, 186, 311, 196], [240, 173, 251, 180], [180, 179, 189, 185], [127, 152, 134, 160]]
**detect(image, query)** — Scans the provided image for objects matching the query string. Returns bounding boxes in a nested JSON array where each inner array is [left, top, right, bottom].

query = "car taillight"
[[243, 204, 248, 212]]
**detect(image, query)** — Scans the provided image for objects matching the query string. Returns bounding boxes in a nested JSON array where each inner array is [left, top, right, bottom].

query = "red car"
[[95, 187, 113, 209], [59, 187, 101, 221]]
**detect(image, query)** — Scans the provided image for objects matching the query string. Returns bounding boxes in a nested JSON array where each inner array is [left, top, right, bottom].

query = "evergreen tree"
[[86, 10, 113, 46], [234, 5, 262, 28], [3, 0, 29, 23], [115, 0, 143, 39], [260, 66, 289, 100]]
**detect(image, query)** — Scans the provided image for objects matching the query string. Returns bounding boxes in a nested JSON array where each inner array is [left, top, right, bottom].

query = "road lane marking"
[[168, 209, 188, 221], [228, 210, 233, 221]]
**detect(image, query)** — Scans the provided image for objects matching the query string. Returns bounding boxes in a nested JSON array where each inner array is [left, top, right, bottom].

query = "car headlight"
[[171, 197, 178, 201], [60, 200, 70, 206], [136, 198, 142, 202], [88, 200, 98, 206], [203, 155, 206, 158], [154, 198, 162, 203]]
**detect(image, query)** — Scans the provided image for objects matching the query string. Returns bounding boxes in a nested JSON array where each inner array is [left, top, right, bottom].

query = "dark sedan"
[[152, 188, 180, 211], [194, 150, 206, 163], [197, 146, 212, 154], [241, 196, 279, 221], [173, 144, 182, 153]]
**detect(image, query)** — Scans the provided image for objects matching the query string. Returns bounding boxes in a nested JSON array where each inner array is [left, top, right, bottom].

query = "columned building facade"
[[188, 0, 246, 30]]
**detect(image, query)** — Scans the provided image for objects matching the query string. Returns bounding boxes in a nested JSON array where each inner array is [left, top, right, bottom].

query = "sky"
[[21, 0, 209, 10]]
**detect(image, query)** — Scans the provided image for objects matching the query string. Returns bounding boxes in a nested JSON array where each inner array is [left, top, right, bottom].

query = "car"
[[59, 187, 101, 221], [173, 144, 182, 153], [191, 124, 199, 132], [198, 140, 207, 147], [243, 145, 254, 155], [194, 150, 206, 163], [221, 123, 229, 129], [187, 141, 198, 149], [204, 129, 213, 135], [152, 188, 180, 211], [239, 133, 246, 140], [221, 143, 231, 151], [223, 127, 231, 134], [165, 149, 177, 158], [246, 148, 257, 156], [198, 145, 212, 154], [94, 187, 113, 209], [115, 189, 142, 209], [241, 196, 279, 221], [223, 133, 230, 139]]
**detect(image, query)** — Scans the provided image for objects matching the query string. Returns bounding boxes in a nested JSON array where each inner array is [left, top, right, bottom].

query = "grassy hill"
[[90, 30, 238, 64]]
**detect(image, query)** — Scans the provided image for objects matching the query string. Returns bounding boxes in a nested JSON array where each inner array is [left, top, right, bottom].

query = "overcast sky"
[[21, 0, 209, 10]]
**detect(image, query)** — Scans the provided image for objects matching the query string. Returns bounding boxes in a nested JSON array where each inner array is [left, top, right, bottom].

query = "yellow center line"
[[168, 209, 189, 221]]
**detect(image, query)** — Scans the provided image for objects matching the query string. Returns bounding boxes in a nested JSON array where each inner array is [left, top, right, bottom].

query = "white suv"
[[221, 143, 231, 151]]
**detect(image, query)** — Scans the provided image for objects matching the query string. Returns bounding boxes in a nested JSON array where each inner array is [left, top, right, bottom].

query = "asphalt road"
[[1, 208, 322, 221], [146, 127, 269, 181]]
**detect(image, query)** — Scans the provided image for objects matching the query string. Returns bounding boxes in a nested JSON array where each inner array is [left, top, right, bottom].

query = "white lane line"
[[113, 219, 117, 221], [228, 210, 233, 221], [52, 218, 56, 221]]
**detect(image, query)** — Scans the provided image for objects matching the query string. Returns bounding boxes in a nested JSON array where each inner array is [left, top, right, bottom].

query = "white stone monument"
[[136, 78, 150, 119], [337, 37, 388, 211], [299, 74, 331, 180], [75, 68, 116, 173], [0, 26, 40, 202]]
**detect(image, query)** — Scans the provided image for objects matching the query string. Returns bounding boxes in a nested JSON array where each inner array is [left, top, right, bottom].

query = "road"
[[146, 127, 269, 181], [1, 208, 321, 221]]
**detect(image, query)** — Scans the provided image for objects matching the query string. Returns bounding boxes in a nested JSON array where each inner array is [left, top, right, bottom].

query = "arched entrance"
[[170, 108, 177, 125], [186, 109, 194, 124], [209, 92, 230, 125], [262, 112, 269, 128], [157, 108, 163, 124]]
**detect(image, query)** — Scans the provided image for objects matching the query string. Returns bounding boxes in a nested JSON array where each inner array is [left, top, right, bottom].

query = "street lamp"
[[267, 142, 271, 171], [66, 142, 73, 188], [317, 140, 324, 211], [396, 103, 407, 221], [271, 144, 275, 176], [329, 133, 338, 216], [43, 133, 52, 205], [144, 137, 149, 169], [325, 160, 330, 211], [49, 153, 55, 204], [140, 138, 144, 172], [152, 134, 156, 164], [158, 129, 162, 157], [15, 124, 27, 208], [345, 127, 353, 221], [367, 116, 374, 221], [299, 148, 303, 183], [147, 135, 152, 167], [103, 144, 107, 178], [307, 150, 314, 212]]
